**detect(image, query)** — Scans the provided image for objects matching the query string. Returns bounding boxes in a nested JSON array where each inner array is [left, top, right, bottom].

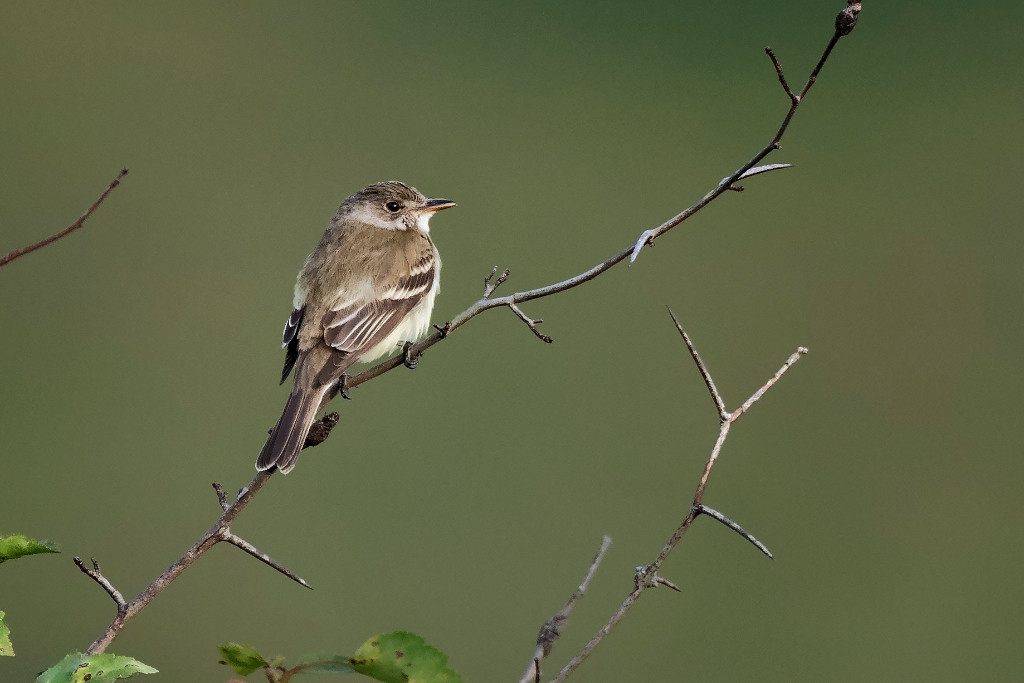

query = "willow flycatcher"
[[257, 181, 455, 473]]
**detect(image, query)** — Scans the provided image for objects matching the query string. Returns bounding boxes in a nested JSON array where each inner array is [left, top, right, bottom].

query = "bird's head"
[[342, 181, 456, 232]]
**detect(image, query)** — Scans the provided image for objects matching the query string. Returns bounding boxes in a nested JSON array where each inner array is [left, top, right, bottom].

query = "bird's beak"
[[420, 198, 457, 213]]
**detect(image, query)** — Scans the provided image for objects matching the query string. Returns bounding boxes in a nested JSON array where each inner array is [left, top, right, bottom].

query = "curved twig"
[[0, 169, 128, 268]]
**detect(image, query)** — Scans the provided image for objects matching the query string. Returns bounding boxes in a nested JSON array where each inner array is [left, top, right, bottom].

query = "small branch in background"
[[73, 557, 127, 613], [518, 536, 612, 683], [0, 168, 128, 269], [545, 313, 806, 683], [218, 531, 311, 589]]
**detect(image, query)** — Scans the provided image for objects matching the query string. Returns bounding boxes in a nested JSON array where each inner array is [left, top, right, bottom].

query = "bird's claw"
[[337, 375, 351, 400], [403, 342, 420, 370]]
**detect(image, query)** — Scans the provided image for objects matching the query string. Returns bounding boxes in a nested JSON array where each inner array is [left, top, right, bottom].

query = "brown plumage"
[[257, 182, 454, 473]]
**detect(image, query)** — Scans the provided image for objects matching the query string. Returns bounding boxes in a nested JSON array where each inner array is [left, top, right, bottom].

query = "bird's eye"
[[385, 201, 401, 213]]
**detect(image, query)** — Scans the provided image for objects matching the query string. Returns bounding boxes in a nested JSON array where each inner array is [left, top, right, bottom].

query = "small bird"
[[257, 182, 455, 473]]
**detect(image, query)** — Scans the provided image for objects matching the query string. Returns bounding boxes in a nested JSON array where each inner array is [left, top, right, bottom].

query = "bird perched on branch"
[[257, 182, 456, 473]]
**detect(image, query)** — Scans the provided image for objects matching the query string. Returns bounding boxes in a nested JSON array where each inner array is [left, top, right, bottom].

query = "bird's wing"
[[321, 252, 436, 357]]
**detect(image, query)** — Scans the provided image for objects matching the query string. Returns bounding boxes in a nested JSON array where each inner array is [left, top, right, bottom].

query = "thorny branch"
[[536, 313, 806, 683], [0, 168, 128, 268], [75, 0, 858, 657]]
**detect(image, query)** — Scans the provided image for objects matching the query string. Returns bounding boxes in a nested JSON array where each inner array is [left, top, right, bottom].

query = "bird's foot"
[[403, 342, 420, 370], [337, 374, 351, 400]]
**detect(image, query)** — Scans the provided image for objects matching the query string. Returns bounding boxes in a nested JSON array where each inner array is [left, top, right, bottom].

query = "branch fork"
[[483, 266, 510, 299], [634, 565, 681, 592], [540, 312, 807, 683], [74, 557, 127, 614]]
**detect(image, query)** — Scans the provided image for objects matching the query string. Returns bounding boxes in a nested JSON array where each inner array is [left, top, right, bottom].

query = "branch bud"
[[835, 1, 861, 37]]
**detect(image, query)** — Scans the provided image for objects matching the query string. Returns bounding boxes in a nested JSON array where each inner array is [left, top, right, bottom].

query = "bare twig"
[[518, 536, 612, 683], [213, 483, 230, 512], [0, 168, 128, 268], [733, 347, 807, 420], [766, 47, 798, 103], [509, 303, 553, 343], [547, 314, 806, 683], [79, 1, 854, 656], [219, 531, 311, 589], [74, 557, 127, 612], [629, 5, 857, 264], [484, 266, 511, 299]]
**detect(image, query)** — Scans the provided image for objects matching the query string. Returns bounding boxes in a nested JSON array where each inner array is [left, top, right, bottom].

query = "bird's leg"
[[403, 342, 420, 370], [337, 374, 351, 400]]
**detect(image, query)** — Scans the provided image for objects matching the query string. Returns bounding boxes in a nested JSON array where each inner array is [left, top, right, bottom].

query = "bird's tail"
[[256, 388, 324, 474]]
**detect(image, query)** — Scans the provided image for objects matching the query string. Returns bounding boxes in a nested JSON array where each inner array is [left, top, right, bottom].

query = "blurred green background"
[[2, 1, 1022, 681]]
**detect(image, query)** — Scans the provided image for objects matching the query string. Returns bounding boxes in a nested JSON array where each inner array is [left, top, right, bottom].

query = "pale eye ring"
[[385, 201, 401, 213]]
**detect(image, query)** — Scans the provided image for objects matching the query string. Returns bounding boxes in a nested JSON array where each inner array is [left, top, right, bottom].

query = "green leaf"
[[0, 610, 13, 656], [218, 643, 268, 676], [290, 653, 356, 674], [0, 534, 59, 563], [36, 652, 158, 682], [348, 632, 462, 683]]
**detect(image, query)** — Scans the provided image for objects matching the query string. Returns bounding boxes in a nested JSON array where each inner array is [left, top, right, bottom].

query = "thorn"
[[655, 576, 682, 592], [727, 185, 745, 192], [737, 163, 793, 181], [220, 531, 312, 589], [433, 322, 452, 338], [696, 504, 774, 559]]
